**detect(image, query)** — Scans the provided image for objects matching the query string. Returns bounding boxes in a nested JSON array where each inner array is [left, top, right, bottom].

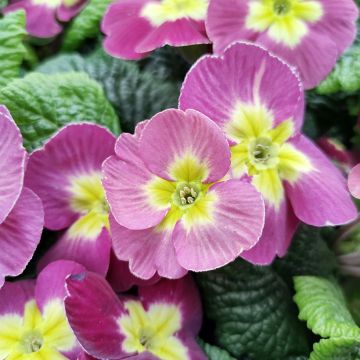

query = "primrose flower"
[[101, 0, 210, 60], [103, 109, 265, 279], [25, 123, 115, 275], [0, 260, 84, 359], [4, 0, 87, 38], [348, 164, 360, 199], [65, 272, 206, 360], [0, 106, 43, 288], [179, 42, 357, 264], [206, 0, 359, 89]]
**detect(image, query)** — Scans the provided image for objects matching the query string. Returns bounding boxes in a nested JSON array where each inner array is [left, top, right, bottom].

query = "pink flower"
[[206, 0, 358, 89], [65, 272, 206, 359], [0, 106, 43, 288], [101, 0, 211, 60], [4, 0, 87, 38], [102, 109, 265, 279], [179, 42, 357, 264], [348, 163, 360, 199], [0, 260, 84, 359], [25, 123, 116, 276]]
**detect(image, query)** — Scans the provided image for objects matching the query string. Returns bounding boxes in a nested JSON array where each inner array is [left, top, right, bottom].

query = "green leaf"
[[294, 276, 360, 339], [0, 72, 119, 151], [0, 11, 27, 87], [310, 338, 360, 360], [316, 45, 360, 95], [62, 0, 112, 51], [198, 340, 236, 360], [196, 260, 309, 360], [37, 50, 180, 132]]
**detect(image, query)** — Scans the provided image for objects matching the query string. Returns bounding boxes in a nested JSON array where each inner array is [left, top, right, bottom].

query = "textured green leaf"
[[37, 50, 180, 132], [274, 225, 338, 283], [62, 0, 112, 51], [0, 11, 27, 87], [198, 340, 236, 360], [0, 72, 119, 151], [310, 338, 360, 360], [196, 260, 309, 360], [294, 276, 360, 339]]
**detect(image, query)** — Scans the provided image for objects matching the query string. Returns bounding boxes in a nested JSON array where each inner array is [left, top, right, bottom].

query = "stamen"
[[176, 183, 200, 206], [273, 0, 291, 15], [20, 331, 43, 354]]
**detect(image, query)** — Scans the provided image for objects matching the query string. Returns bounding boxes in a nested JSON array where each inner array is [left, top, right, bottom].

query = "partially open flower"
[[4, 0, 87, 38], [103, 109, 265, 279], [101, 0, 211, 60], [65, 272, 206, 360]]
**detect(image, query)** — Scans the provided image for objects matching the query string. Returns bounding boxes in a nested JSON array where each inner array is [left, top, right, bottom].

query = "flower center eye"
[[179, 185, 198, 205], [273, 0, 291, 15], [139, 327, 155, 349], [20, 331, 43, 354], [249, 137, 278, 169]]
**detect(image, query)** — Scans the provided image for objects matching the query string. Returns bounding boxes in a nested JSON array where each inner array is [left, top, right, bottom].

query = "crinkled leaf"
[[37, 50, 180, 132], [0, 72, 119, 151], [294, 276, 360, 339], [198, 340, 236, 360], [310, 338, 360, 360], [196, 260, 309, 360], [62, 0, 112, 51], [0, 11, 27, 87]]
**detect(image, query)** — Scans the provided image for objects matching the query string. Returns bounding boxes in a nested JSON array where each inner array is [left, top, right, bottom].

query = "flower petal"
[[179, 42, 304, 134], [140, 109, 231, 183], [38, 228, 111, 276], [57, 0, 87, 22], [25, 123, 115, 230], [0, 106, 26, 224], [173, 179, 265, 271], [348, 163, 360, 199], [241, 200, 299, 264], [285, 135, 357, 226], [110, 214, 187, 280], [65, 272, 127, 359], [0, 188, 43, 288], [107, 252, 160, 292]]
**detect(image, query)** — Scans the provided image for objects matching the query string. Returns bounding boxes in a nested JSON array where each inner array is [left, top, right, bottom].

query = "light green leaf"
[[310, 338, 360, 360], [198, 340, 236, 360], [62, 0, 112, 51], [196, 260, 309, 360], [294, 276, 360, 339], [0, 11, 27, 87], [0, 72, 119, 151]]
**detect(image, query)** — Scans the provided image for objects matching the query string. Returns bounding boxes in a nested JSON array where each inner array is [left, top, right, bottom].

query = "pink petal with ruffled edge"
[[241, 200, 299, 265], [101, 0, 153, 60], [107, 252, 160, 292], [110, 215, 187, 280], [285, 135, 357, 226], [26, 123, 115, 230], [0, 188, 43, 288], [349, 163, 360, 199], [57, 0, 87, 22], [0, 280, 35, 317], [173, 179, 264, 271], [0, 106, 26, 224], [65, 272, 127, 359], [140, 109, 231, 183], [38, 228, 111, 276], [4, 1, 61, 38], [179, 42, 304, 134]]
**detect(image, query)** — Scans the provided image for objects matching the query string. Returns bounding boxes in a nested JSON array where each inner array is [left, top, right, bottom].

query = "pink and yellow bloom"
[[348, 163, 360, 199], [0, 105, 43, 288], [179, 42, 357, 264], [4, 0, 87, 38], [101, 0, 210, 60], [0, 260, 84, 359], [206, 0, 359, 89], [65, 272, 206, 360], [25, 123, 115, 276], [103, 109, 265, 279]]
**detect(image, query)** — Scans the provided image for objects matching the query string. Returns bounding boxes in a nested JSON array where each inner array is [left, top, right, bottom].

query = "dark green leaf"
[[198, 340, 236, 360]]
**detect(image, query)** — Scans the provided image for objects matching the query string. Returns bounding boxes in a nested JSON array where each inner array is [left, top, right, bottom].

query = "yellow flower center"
[[226, 101, 312, 209], [0, 300, 76, 359], [245, 0, 324, 47], [141, 0, 209, 26], [67, 173, 109, 241], [118, 301, 189, 360], [32, 0, 80, 8]]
